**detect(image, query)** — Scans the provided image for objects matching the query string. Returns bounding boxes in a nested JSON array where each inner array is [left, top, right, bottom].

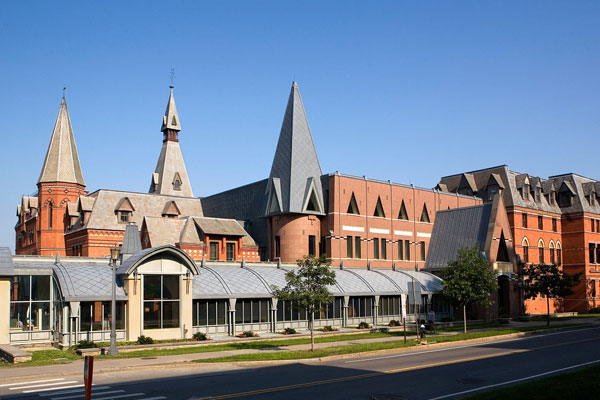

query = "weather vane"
[[170, 68, 175, 87], [63, 84, 66, 97]]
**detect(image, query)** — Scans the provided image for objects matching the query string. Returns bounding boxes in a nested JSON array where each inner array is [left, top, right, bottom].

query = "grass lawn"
[[194, 323, 588, 363], [465, 362, 600, 400], [530, 313, 600, 322]]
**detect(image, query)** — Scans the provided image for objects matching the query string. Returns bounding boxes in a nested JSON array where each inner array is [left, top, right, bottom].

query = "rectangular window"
[[398, 240, 404, 260], [320, 236, 326, 257], [275, 236, 281, 259], [550, 248, 555, 265], [347, 236, 353, 258], [379, 296, 401, 316], [308, 235, 316, 256], [373, 238, 380, 259], [590, 243, 596, 264], [420, 241, 426, 261], [355, 236, 361, 258], [552, 218, 557, 232], [523, 245, 529, 263], [592, 280, 597, 298], [597, 246, 600, 268], [143, 275, 180, 330], [226, 243, 235, 261], [209, 242, 219, 261], [557, 248, 562, 265], [381, 239, 387, 260], [539, 246, 545, 264], [120, 211, 129, 223], [522, 213, 528, 228], [405, 240, 411, 261], [538, 216, 543, 230]]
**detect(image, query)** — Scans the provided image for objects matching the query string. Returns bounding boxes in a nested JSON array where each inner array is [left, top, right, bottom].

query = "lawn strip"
[[464, 362, 600, 400]]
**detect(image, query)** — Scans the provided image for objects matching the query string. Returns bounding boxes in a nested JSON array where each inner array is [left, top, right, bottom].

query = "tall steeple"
[[149, 86, 194, 197], [266, 81, 324, 215], [38, 96, 86, 187]]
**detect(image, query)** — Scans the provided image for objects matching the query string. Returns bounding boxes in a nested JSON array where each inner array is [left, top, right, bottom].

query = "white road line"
[[426, 359, 600, 400], [23, 384, 84, 393], [346, 326, 600, 363], [93, 393, 145, 400], [0, 378, 65, 387], [9, 381, 78, 390], [51, 390, 125, 400], [40, 386, 111, 396]]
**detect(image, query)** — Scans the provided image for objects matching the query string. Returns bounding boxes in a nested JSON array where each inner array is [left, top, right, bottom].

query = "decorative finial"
[[62, 84, 66, 98], [169, 68, 175, 88]]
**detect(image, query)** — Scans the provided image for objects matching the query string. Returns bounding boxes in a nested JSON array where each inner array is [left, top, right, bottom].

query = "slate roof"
[[68, 189, 203, 233], [54, 262, 127, 301], [38, 97, 85, 186], [425, 203, 492, 270], [121, 223, 142, 255], [267, 82, 324, 215], [0, 247, 14, 276], [143, 217, 186, 247], [194, 217, 247, 237]]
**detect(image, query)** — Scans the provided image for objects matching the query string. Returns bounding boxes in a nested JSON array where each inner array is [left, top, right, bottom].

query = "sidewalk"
[[0, 319, 594, 383]]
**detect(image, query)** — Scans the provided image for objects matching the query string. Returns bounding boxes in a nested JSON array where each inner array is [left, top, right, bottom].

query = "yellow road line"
[[204, 336, 600, 399]]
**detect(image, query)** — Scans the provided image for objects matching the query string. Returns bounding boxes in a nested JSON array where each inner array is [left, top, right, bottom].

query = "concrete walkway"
[[1, 318, 595, 383]]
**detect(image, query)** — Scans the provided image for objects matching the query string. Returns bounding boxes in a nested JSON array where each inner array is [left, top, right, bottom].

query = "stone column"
[[181, 274, 193, 339], [228, 299, 237, 336]]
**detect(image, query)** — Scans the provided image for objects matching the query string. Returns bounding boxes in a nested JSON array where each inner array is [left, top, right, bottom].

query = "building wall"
[[270, 214, 321, 262], [0, 278, 9, 344], [325, 174, 481, 269]]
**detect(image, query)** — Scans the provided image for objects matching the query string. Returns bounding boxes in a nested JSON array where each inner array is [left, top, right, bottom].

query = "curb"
[[0, 324, 592, 384]]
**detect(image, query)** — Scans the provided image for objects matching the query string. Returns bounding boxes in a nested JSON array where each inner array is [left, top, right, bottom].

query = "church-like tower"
[[149, 86, 194, 198], [16, 96, 86, 255]]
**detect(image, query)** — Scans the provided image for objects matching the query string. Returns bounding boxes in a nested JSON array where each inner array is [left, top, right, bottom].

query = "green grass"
[[194, 324, 588, 363], [530, 313, 600, 322], [0, 349, 80, 368], [465, 362, 600, 400]]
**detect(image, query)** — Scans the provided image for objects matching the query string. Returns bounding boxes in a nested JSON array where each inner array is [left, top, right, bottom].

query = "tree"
[[273, 255, 337, 351], [441, 246, 497, 333], [520, 263, 580, 326]]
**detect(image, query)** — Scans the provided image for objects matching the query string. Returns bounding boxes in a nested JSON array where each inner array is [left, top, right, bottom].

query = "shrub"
[[283, 327, 297, 335], [588, 307, 600, 314], [237, 331, 258, 338], [388, 320, 401, 327], [75, 340, 98, 349], [357, 321, 370, 329], [322, 325, 338, 332], [193, 332, 209, 341], [137, 335, 154, 345]]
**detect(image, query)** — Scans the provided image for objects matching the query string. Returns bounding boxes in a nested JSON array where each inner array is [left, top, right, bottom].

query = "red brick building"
[[438, 166, 600, 313]]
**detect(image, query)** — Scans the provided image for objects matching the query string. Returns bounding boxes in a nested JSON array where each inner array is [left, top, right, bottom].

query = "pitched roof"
[[193, 217, 248, 237], [425, 203, 492, 270], [121, 223, 142, 255], [0, 247, 14, 276], [143, 217, 186, 247], [150, 87, 193, 197], [267, 82, 324, 215], [38, 97, 85, 186], [67, 189, 203, 233]]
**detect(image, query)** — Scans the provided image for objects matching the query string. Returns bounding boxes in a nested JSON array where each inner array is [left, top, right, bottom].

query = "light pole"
[[108, 246, 120, 356]]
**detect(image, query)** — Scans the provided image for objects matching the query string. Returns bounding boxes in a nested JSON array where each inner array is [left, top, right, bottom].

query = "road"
[[2, 326, 599, 400]]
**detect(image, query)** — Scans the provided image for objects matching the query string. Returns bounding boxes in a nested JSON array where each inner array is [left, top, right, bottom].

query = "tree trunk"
[[309, 313, 315, 352], [546, 295, 550, 327], [463, 304, 467, 334]]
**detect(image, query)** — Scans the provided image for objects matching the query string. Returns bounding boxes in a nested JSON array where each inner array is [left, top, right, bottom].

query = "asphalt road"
[[2, 326, 599, 400]]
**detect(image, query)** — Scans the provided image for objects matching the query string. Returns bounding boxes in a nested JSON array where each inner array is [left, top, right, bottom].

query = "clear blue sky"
[[1, 1, 599, 250]]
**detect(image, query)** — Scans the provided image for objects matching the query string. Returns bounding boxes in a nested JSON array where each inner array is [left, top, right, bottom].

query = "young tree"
[[520, 263, 581, 326], [273, 255, 336, 351], [441, 246, 497, 333]]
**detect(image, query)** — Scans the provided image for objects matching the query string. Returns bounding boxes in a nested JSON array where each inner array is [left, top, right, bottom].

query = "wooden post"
[[84, 355, 94, 400]]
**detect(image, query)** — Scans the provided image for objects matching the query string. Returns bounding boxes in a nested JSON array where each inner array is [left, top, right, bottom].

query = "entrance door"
[[497, 275, 511, 317]]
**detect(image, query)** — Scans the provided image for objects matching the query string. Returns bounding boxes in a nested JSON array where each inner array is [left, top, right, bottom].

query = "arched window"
[[549, 241, 555, 265], [522, 238, 529, 263], [538, 239, 545, 264], [556, 242, 562, 265], [48, 202, 53, 229]]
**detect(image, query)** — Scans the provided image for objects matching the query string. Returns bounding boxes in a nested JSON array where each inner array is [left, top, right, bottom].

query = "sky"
[[1, 1, 599, 250]]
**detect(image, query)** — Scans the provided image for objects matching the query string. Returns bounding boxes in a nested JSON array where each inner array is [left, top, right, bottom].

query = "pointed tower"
[[149, 86, 194, 197], [16, 95, 87, 256], [266, 81, 324, 215], [266, 82, 325, 262]]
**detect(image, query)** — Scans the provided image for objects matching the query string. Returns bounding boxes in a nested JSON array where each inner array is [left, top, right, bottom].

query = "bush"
[[322, 325, 338, 332], [237, 331, 258, 338], [357, 322, 370, 329], [388, 320, 401, 327], [137, 335, 154, 345], [282, 327, 296, 335], [75, 340, 98, 349], [588, 307, 600, 314], [193, 332, 209, 341]]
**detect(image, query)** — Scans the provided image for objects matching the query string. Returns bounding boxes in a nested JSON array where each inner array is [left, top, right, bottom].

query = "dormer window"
[[115, 197, 135, 224], [549, 191, 556, 205], [523, 184, 530, 200], [558, 191, 572, 207], [487, 185, 499, 201], [172, 172, 182, 191], [534, 187, 541, 202], [120, 211, 131, 223], [590, 193, 596, 206]]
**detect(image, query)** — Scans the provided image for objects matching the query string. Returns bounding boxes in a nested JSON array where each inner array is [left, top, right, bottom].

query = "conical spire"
[[150, 86, 193, 197], [161, 86, 181, 132], [266, 82, 323, 215], [38, 97, 85, 186]]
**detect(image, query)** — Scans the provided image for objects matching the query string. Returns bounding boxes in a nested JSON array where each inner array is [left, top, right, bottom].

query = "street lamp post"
[[108, 246, 120, 356]]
